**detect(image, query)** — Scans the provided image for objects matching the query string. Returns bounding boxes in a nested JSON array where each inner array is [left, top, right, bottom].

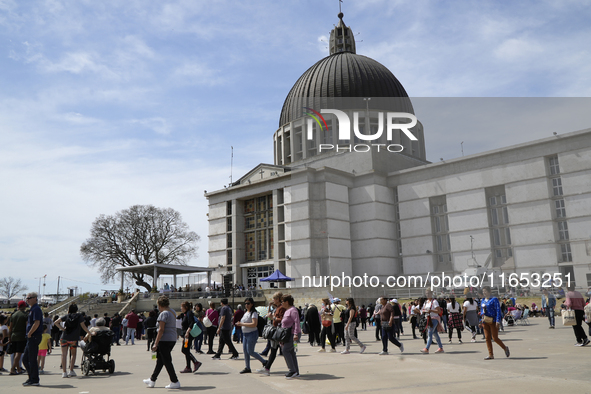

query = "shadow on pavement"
[[178, 386, 216, 391], [36, 384, 76, 388], [507, 357, 548, 360], [298, 373, 344, 381], [194, 372, 229, 375], [442, 351, 481, 354]]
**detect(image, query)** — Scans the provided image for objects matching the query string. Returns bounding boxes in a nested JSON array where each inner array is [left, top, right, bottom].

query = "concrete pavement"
[[2, 317, 589, 393]]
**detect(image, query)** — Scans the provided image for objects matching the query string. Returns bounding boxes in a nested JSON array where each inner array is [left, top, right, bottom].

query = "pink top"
[[565, 291, 585, 311], [281, 306, 301, 337]]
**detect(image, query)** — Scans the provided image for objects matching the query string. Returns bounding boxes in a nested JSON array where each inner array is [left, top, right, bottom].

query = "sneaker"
[[230, 355, 239, 360], [575, 342, 583, 347], [550, 326, 555, 329], [582, 339, 590, 347], [143, 378, 155, 388], [165, 381, 181, 389], [471, 339, 476, 343], [68, 370, 76, 377], [22, 380, 31, 386], [285, 372, 299, 379], [256, 368, 270, 376], [484, 356, 494, 360], [240, 368, 251, 374], [448, 340, 452, 344], [399, 343, 404, 353], [360, 346, 367, 354], [504, 346, 510, 357], [459, 340, 463, 344], [378, 351, 388, 355], [340, 350, 350, 354], [420, 348, 429, 354], [211, 356, 221, 360], [329, 348, 336, 353], [39, 370, 44, 375], [180, 367, 192, 373], [62, 372, 68, 378], [317, 348, 326, 353], [193, 361, 202, 373], [206, 350, 215, 354], [435, 348, 444, 353]]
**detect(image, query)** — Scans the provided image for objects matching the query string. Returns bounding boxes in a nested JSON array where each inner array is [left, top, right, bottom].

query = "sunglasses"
[[245, 302, 252, 305], [26, 296, 36, 300]]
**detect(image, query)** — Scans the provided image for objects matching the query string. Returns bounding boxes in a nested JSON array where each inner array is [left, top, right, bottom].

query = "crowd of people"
[[1, 286, 590, 388]]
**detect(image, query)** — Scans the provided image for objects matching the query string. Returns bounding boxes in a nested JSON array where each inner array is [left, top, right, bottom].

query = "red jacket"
[[125, 312, 139, 329]]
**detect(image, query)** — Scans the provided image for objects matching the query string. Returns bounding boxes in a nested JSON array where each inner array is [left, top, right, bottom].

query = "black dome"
[[279, 52, 412, 127]]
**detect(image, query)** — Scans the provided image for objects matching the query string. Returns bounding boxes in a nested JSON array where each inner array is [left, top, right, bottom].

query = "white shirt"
[[411, 305, 420, 316], [463, 300, 477, 312], [422, 299, 440, 319], [447, 302, 460, 314]]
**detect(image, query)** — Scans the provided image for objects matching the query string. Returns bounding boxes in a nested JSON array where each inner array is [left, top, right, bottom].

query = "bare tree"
[[80, 205, 200, 292], [0, 277, 29, 300]]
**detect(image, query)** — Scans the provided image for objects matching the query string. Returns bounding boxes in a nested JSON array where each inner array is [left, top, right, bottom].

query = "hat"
[[392, 299, 398, 303], [334, 298, 341, 302], [18, 300, 26, 308]]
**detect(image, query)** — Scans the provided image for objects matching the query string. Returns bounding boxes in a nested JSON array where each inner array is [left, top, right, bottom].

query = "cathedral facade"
[[205, 14, 591, 296]]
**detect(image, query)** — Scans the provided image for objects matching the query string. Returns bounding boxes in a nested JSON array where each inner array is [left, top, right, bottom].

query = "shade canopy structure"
[[115, 263, 215, 291], [260, 269, 293, 282]]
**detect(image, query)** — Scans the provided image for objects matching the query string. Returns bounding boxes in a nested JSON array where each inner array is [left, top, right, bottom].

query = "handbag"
[[322, 320, 332, 327], [483, 315, 494, 324], [202, 315, 212, 328], [190, 322, 202, 337], [262, 324, 276, 340], [562, 309, 576, 326], [272, 326, 292, 342], [302, 321, 310, 334], [381, 320, 391, 328]]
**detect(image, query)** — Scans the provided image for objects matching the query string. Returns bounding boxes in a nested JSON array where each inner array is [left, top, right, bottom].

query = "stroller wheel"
[[108, 359, 115, 374], [82, 359, 91, 376]]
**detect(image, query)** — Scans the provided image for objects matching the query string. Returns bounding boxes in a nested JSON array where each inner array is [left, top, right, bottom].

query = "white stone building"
[[205, 14, 591, 298]]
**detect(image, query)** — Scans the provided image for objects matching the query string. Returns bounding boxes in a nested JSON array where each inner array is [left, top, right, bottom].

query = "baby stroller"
[[81, 330, 115, 375]]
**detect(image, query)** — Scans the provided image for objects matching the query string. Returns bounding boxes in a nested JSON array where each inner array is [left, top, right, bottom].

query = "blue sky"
[[1, 0, 591, 296]]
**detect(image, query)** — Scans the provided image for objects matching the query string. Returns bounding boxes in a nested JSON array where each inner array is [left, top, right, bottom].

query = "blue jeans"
[[381, 326, 401, 352], [112, 327, 121, 344], [426, 318, 443, 350], [547, 307, 555, 327], [242, 331, 265, 370], [126, 328, 136, 345]]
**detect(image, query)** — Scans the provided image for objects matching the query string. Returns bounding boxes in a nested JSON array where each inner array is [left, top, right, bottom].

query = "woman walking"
[[55, 303, 91, 378], [143, 296, 181, 389], [480, 286, 510, 360], [420, 290, 443, 354], [256, 292, 285, 376], [318, 298, 336, 353], [280, 294, 301, 379], [193, 304, 205, 354], [180, 301, 201, 374], [235, 297, 266, 374], [565, 285, 589, 346], [205, 302, 219, 354], [410, 301, 420, 339], [447, 297, 463, 343], [305, 303, 321, 346], [341, 298, 366, 354], [378, 296, 404, 355], [145, 310, 157, 351], [463, 294, 478, 342]]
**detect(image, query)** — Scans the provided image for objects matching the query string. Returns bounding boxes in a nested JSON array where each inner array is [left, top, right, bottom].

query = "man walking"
[[22, 292, 43, 386], [212, 299, 239, 360], [541, 289, 556, 328], [110, 313, 121, 345], [125, 309, 139, 345], [332, 299, 345, 346], [9, 300, 28, 375]]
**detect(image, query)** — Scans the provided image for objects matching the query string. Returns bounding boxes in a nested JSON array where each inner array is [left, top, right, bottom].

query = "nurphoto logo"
[[303, 107, 418, 153]]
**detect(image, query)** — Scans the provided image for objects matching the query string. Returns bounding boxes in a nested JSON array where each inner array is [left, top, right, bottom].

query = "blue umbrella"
[[259, 269, 293, 282]]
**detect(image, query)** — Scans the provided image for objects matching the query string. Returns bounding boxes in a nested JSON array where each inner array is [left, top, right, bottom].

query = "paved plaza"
[[2, 318, 589, 394]]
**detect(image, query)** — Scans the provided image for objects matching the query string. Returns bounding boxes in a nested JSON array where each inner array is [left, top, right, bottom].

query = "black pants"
[[215, 329, 238, 358], [207, 326, 217, 353], [410, 316, 418, 338], [573, 310, 588, 343], [151, 341, 178, 383], [449, 327, 462, 340], [361, 317, 367, 330], [320, 325, 336, 349], [375, 318, 382, 340], [146, 328, 157, 350], [308, 329, 320, 346], [334, 322, 344, 345], [23, 335, 41, 384], [182, 336, 198, 368]]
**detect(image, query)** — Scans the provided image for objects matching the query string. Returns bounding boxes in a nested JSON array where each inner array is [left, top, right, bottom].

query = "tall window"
[[226, 201, 232, 267], [486, 186, 512, 267], [244, 194, 274, 262], [247, 266, 274, 288], [547, 155, 572, 263], [430, 196, 451, 271]]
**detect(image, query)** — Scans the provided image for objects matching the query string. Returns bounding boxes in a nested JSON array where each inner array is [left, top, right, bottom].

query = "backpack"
[[257, 315, 266, 337], [65, 313, 79, 333]]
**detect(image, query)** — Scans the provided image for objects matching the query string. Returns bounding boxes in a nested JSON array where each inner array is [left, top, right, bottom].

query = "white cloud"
[[131, 117, 171, 135]]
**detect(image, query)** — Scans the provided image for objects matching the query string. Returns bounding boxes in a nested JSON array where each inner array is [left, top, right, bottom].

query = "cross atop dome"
[[329, 12, 356, 54]]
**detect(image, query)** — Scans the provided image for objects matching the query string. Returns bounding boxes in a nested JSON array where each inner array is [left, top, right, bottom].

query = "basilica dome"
[[278, 13, 413, 128]]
